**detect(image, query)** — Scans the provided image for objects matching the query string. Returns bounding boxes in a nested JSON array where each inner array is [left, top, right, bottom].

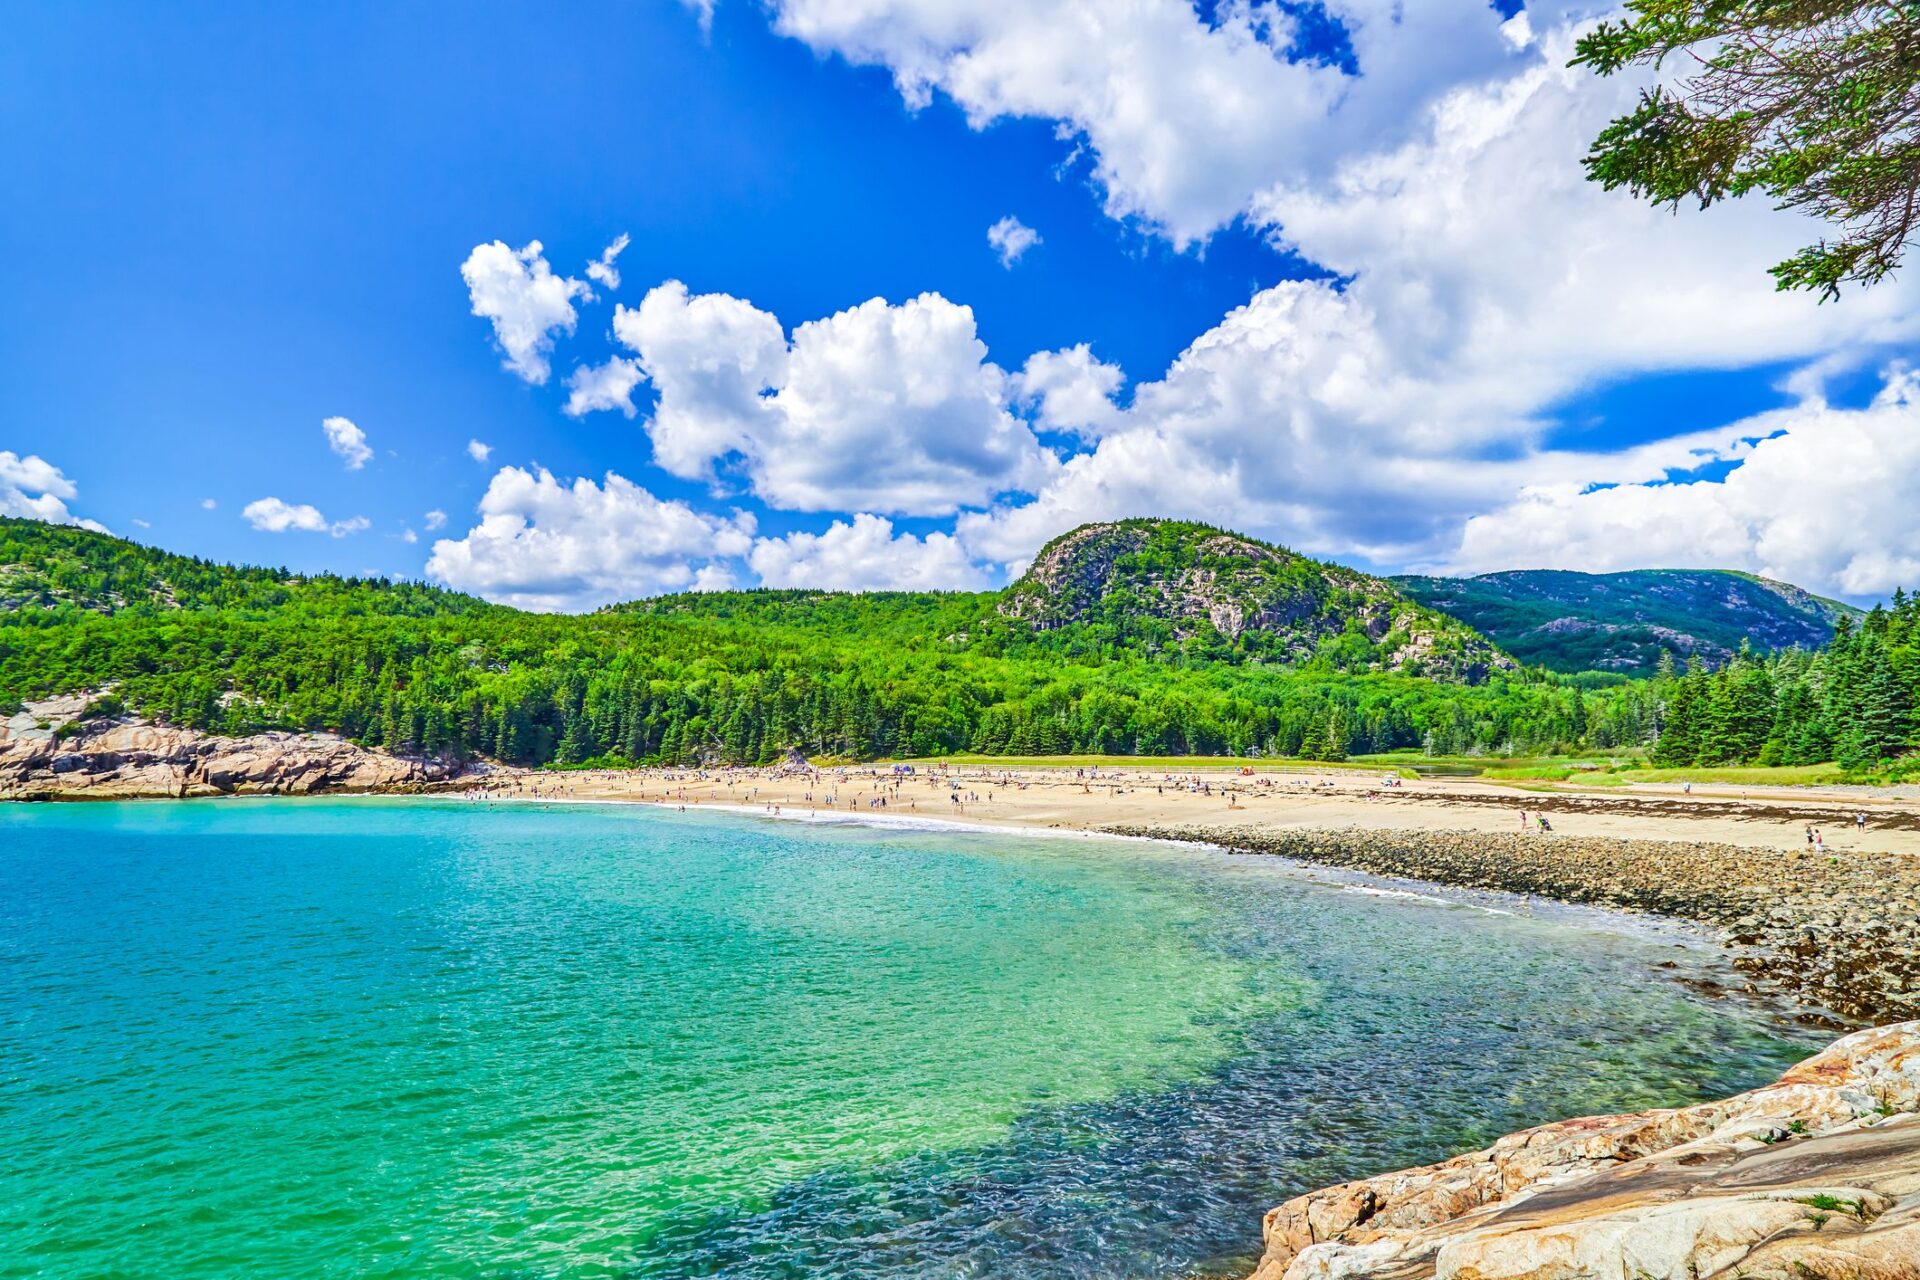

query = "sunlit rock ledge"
[[0, 695, 457, 797], [1251, 1021, 1920, 1280]]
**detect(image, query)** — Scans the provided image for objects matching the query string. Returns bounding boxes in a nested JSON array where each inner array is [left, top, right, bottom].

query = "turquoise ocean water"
[[0, 800, 1819, 1278]]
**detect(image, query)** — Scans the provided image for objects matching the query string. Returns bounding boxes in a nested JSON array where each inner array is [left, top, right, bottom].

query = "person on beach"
[[1536, 814, 1553, 834], [1857, 811, 1869, 834]]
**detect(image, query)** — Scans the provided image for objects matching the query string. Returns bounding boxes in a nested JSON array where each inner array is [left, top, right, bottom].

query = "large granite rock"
[[1251, 1021, 1920, 1280], [0, 705, 456, 797]]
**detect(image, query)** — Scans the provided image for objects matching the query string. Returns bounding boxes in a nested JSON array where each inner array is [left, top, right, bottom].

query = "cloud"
[[201, 498, 217, 510], [424, 508, 447, 530], [467, 439, 492, 463], [564, 356, 644, 418], [460, 240, 592, 383], [243, 497, 368, 537], [586, 232, 630, 290], [750, 513, 992, 590], [425, 466, 756, 610], [1013, 344, 1125, 440], [764, 0, 1543, 245], [0, 451, 106, 531], [322, 415, 372, 470], [597, 281, 1058, 515], [679, 0, 715, 35], [986, 215, 1041, 267], [1447, 368, 1920, 598]]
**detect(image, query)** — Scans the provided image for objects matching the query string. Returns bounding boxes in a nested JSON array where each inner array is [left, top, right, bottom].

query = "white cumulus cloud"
[[242, 498, 368, 537], [1449, 369, 1920, 598], [1013, 344, 1125, 440], [564, 355, 644, 418], [987, 215, 1041, 267], [750, 513, 992, 590], [425, 466, 756, 611], [424, 508, 447, 530], [0, 451, 105, 531], [460, 239, 593, 384], [467, 439, 492, 463], [595, 281, 1059, 516], [764, 0, 1548, 246], [321, 415, 372, 470]]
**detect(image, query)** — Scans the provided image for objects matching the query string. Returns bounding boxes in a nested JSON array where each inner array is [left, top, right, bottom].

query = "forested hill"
[[996, 521, 1513, 681], [0, 515, 489, 618], [1392, 569, 1860, 676], [630, 520, 1513, 682], [1, 515, 1650, 766]]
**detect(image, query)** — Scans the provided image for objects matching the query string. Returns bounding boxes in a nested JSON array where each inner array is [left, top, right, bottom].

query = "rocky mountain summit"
[[998, 520, 1515, 682], [0, 694, 459, 798], [1249, 1021, 1920, 1280]]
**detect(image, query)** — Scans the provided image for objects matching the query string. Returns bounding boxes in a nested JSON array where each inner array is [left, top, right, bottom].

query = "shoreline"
[[15, 752, 1920, 1024], [454, 760, 1920, 1025]]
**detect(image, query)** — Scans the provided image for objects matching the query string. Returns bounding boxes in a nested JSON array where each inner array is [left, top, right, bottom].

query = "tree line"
[[1652, 593, 1918, 775]]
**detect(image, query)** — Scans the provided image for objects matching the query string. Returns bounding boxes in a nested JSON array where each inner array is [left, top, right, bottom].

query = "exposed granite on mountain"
[[1106, 825, 1920, 1024], [1248, 1021, 1920, 1280], [0, 696, 457, 798], [999, 521, 1515, 682]]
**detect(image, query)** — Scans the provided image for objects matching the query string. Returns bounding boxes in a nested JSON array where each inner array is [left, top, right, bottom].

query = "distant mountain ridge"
[[1391, 568, 1862, 676]]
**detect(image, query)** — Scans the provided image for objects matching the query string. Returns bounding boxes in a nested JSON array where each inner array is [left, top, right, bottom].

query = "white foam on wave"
[[1338, 883, 1515, 916]]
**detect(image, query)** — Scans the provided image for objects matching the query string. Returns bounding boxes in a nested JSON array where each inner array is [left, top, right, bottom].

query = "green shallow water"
[[0, 800, 1820, 1278]]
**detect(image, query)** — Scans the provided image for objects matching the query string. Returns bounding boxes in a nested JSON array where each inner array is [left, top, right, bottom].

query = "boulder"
[[1249, 1022, 1920, 1280]]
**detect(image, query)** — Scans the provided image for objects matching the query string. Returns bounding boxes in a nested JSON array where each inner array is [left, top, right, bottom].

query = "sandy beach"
[[466, 759, 1920, 857]]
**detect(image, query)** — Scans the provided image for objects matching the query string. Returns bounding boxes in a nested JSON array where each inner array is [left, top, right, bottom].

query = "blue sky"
[[5, 0, 1919, 606]]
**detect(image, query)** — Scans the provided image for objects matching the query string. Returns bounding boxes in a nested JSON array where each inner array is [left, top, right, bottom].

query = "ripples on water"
[[0, 801, 1820, 1280]]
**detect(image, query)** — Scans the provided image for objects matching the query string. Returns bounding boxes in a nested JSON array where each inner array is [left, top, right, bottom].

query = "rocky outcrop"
[[1250, 1022, 1920, 1280], [1108, 825, 1920, 1024], [997, 520, 1515, 683], [1, 697, 458, 798]]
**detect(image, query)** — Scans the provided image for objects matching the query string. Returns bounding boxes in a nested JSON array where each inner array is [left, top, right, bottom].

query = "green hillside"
[[1392, 568, 1861, 675], [0, 514, 489, 618], [998, 520, 1513, 680], [0, 516, 1650, 765]]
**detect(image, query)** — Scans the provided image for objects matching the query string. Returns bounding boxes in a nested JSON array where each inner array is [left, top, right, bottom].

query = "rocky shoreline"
[[1108, 824, 1920, 1025], [1, 698, 460, 799], [1245, 1021, 1920, 1280]]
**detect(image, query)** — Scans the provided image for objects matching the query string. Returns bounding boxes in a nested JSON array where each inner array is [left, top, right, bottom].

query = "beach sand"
[[469, 760, 1920, 857]]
